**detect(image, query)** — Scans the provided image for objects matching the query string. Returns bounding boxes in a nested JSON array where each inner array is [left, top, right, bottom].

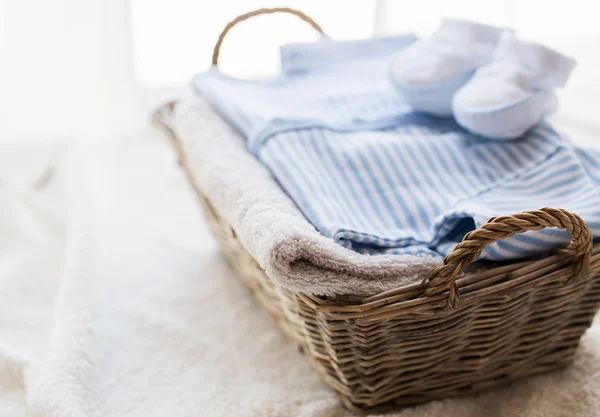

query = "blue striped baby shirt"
[[193, 35, 600, 260]]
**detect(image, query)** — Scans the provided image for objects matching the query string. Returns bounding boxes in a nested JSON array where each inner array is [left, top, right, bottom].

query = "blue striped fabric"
[[193, 35, 600, 260]]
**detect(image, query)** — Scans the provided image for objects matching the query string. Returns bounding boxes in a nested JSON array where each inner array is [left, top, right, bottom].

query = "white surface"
[[0, 127, 598, 417]]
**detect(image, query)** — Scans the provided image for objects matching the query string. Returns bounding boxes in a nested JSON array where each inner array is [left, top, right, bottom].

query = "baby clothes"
[[390, 19, 510, 116], [453, 33, 577, 139], [193, 36, 600, 260], [197, 35, 417, 153]]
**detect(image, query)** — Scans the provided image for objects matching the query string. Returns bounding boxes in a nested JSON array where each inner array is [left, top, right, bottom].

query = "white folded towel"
[[154, 94, 441, 296]]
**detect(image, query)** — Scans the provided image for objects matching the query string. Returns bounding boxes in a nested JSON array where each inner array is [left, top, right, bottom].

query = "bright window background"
[[131, 0, 376, 84]]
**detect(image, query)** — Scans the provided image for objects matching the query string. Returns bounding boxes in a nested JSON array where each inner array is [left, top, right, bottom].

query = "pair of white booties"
[[391, 19, 577, 140]]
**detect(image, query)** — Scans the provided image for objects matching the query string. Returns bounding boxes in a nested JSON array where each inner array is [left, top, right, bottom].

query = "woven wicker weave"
[[155, 8, 600, 414]]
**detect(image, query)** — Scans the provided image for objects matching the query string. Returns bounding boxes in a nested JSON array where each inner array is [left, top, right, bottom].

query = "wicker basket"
[[157, 8, 600, 415]]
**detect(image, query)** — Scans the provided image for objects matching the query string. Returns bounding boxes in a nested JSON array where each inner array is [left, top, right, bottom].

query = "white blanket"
[[0, 130, 599, 417]]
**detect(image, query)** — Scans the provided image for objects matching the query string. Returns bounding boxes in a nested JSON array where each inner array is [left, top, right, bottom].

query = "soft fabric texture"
[[192, 36, 600, 263], [453, 33, 577, 139], [195, 35, 417, 153], [390, 19, 510, 115], [1, 130, 600, 417], [157, 96, 440, 296]]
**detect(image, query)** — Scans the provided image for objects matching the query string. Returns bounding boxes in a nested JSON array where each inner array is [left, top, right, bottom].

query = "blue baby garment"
[[193, 35, 600, 260]]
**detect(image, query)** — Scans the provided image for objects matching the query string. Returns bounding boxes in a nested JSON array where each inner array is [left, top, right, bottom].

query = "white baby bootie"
[[390, 18, 510, 116], [453, 33, 577, 140]]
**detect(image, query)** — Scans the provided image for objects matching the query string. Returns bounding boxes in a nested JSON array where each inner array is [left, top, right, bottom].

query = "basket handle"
[[212, 7, 326, 66], [424, 208, 592, 309]]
